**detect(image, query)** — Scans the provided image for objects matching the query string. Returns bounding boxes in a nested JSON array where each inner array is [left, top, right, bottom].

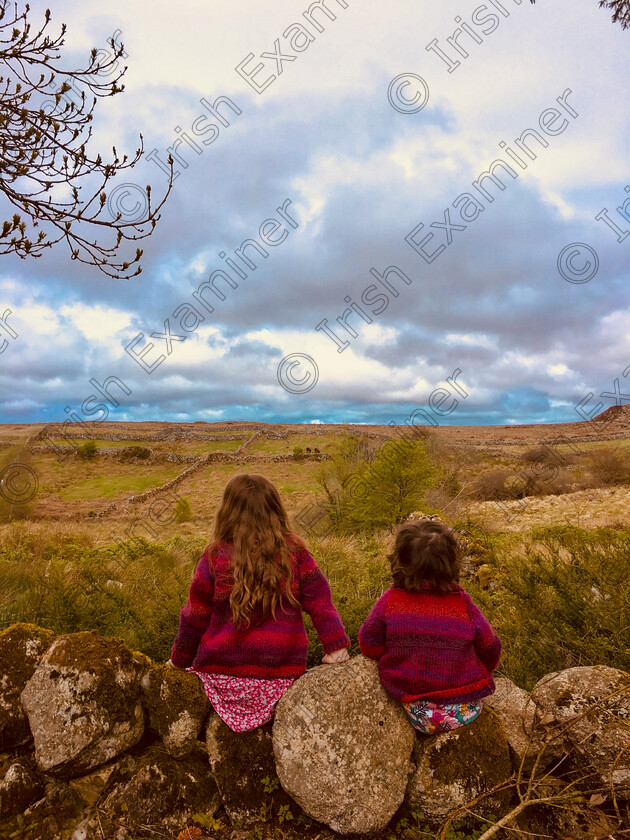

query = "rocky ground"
[[1, 623, 630, 840]]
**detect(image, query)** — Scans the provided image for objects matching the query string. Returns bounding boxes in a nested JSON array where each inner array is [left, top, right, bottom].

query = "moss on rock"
[[42, 630, 147, 720], [206, 714, 294, 825], [0, 623, 56, 750], [20, 630, 147, 778], [143, 664, 210, 758], [406, 707, 514, 827], [79, 741, 219, 837]]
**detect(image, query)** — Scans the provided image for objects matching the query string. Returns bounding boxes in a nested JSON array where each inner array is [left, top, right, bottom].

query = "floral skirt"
[[186, 667, 295, 733], [402, 699, 483, 734]]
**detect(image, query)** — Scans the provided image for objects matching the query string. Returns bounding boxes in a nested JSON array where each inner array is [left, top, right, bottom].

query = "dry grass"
[[467, 484, 630, 531]]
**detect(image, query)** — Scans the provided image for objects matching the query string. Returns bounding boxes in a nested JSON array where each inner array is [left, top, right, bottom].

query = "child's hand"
[[322, 648, 350, 665]]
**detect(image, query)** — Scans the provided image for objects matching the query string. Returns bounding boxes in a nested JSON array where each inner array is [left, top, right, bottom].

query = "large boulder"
[[530, 666, 630, 794], [142, 664, 210, 758], [20, 630, 149, 778], [0, 756, 45, 818], [406, 706, 513, 827], [206, 713, 294, 825], [486, 677, 562, 774], [0, 623, 55, 750], [75, 742, 220, 838], [273, 655, 416, 835]]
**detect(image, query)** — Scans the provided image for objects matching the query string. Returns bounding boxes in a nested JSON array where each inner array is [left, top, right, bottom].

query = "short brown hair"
[[388, 519, 460, 592]]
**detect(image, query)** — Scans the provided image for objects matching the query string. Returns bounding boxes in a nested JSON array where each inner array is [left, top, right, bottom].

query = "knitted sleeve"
[[170, 549, 215, 668], [358, 592, 388, 660], [463, 593, 502, 673], [297, 549, 350, 654]]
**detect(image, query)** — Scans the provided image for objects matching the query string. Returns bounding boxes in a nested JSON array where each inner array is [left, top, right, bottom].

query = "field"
[[1, 407, 628, 535], [1, 407, 630, 687], [2, 410, 630, 839]]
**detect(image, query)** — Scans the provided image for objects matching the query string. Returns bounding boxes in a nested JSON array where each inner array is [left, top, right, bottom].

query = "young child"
[[168, 473, 350, 732], [359, 519, 501, 735]]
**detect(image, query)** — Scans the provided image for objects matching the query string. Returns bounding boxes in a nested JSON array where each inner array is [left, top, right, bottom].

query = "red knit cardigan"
[[170, 541, 350, 678], [359, 583, 501, 704]]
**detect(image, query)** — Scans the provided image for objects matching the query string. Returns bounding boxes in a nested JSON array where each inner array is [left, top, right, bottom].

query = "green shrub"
[[78, 440, 97, 460], [471, 525, 630, 689], [318, 434, 439, 534], [174, 496, 193, 522], [292, 446, 304, 460], [120, 445, 151, 461]]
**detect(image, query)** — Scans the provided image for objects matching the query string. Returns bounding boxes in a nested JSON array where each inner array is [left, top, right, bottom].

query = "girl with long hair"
[[168, 473, 350, 732]]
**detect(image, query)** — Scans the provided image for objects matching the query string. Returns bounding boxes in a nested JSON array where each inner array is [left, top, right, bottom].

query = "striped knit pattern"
[[170, 542, 350, 678], [359, 583, 501, 704]]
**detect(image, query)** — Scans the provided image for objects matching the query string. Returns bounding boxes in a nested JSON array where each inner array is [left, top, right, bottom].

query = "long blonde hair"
[[208, 474, 303, 629]]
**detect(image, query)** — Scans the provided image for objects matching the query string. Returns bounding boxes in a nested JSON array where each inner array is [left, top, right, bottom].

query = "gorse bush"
[[78, 440, 97, 460]]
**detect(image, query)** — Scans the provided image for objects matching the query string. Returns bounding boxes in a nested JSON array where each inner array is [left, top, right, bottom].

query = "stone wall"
[[32, 430, 251, 444], [1, 624, 628, 839]]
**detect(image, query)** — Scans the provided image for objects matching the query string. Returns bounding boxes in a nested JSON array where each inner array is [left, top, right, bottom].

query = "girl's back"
[[169, 473, 350, 732], [359, 518, 501, 735], [173, 538, 349, 679], [360, 582, 499, 703]]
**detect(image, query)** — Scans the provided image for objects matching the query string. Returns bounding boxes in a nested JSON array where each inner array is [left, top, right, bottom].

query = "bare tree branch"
[[0, 1, 174, 278]]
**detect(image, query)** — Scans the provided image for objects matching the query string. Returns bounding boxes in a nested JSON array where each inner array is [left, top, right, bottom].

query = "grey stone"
[[273, 655, 416, 835], [21, 630, 148, 778], [406, 706, 513, 827]]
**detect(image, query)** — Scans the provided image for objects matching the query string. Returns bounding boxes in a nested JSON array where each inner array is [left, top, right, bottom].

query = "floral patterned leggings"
[[402, 699, 483, 735]]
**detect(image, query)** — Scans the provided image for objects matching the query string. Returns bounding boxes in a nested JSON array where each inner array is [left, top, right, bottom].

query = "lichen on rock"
[[20, 630, 147, 778], [273, 655, 416, 835], [406, 706, 513, 827], [0, 623, 55, 751], [142, 664, 210, 758]]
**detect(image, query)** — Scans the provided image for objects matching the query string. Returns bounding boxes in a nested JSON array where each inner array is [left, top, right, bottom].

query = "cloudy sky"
[[1, 0, 629, 426]]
